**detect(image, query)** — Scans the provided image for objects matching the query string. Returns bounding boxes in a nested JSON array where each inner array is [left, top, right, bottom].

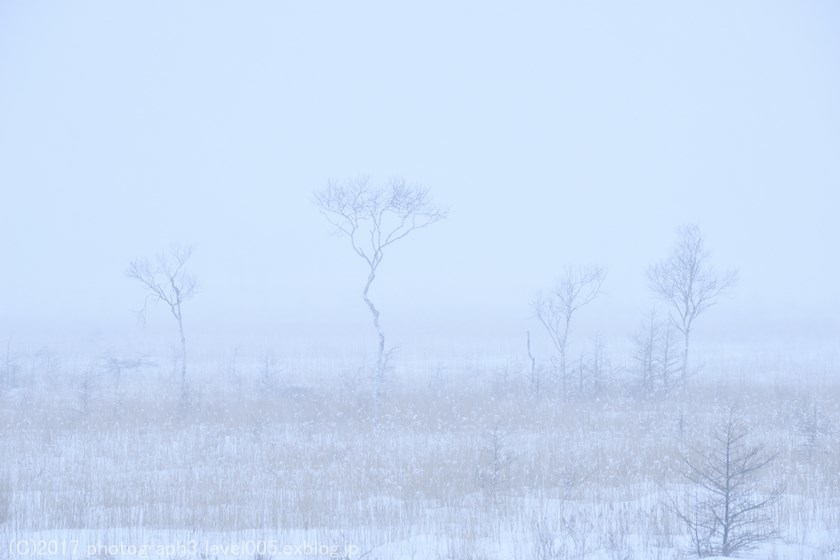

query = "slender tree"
[[526, 330, 540, 396], [1, 336, 17, 389], [75, 367, 99, 419], [632, 308, 661, 391], [658, 319, 681, 390], [632, 308, 681, 392], [532, 265, 605, 398], [314, 177, 446, 414], [126, 245, 197, 411], [648, 225, 736, 381]]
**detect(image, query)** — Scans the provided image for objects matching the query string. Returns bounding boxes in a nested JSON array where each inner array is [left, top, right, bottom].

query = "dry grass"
[[0, 352, 838, 558]]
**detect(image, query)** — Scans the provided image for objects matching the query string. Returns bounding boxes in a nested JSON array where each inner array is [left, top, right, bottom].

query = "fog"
[[4, 4, 840, 559], [1, 0, 839, 353]]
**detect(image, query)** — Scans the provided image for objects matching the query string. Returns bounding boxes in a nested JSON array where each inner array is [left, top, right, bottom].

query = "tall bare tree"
[[126, 245, 197, 410], [532, 265, 605, 398], [648, 225, 736, 382], [314, 177, 446, 412]]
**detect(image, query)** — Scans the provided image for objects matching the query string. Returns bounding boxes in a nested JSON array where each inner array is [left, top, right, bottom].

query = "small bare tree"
[[126, 245, 197, 411], [526, 330, 542, 396], [102, 355, 153, 419], [75, 367, 99, 419], [632, 308, 681, 392], [649, 225, 736, 382], [314, 177, 446, 414], [795, 401, 833, 461], [475, 420, 521, 505], [632, 309, 660, 391], [257, 352, 284, 396], [1, 336, 18, 390], [673, 409, 781, 558], [532, 265, 605, 398], [576, 334, 611, 394]]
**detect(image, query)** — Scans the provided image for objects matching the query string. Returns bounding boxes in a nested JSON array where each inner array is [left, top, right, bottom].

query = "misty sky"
[[1, 1, 838, 352]]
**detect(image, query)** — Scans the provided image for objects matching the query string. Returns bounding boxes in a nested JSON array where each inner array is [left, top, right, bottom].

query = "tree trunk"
[[3, 337, 13, 388], [559, 316, 570, 398], [722, 426, 732, 555], [579, 359, 584, 394], [177, 309, 188, 412], [113, 366, 122, 420], [526, 330, 538, 395], [681, 328, 691, 383], [559, 348, 567, 399], [363, 269, 385, 419]]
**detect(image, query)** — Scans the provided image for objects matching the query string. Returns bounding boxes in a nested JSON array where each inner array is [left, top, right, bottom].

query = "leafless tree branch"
[[125, 244, 197, 413], [648, 225, 736, 382], [313, 177, 446, 419], [531, 265, 605, 398]]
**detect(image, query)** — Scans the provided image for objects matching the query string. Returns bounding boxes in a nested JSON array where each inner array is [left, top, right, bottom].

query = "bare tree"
[[658, 320, 681, 389], [631, 308, 660, 391], [577, 334, 611, 394], [1, 336, 18, 389], [257, 352, 284, 396], [102, 355, 154, 419], [313, 177, 446, 413], [649, 225, 736, 382], [526, 330, 541, 396], [75, 367, 99, 419], [475, 420, 521, 505], [126, 245, 197, 411], [531, 265, 605, 398], [795, 401, 833, 461], [672, 409, 781, 557], [632, 308, 681, 392]]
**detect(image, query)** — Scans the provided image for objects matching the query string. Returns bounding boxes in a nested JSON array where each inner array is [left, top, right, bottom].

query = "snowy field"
[[1, 345, 838, 560], [4, 0, 839, 558]]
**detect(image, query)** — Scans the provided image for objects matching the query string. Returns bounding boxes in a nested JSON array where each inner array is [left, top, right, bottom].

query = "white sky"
[[1, 1, 838, 354]]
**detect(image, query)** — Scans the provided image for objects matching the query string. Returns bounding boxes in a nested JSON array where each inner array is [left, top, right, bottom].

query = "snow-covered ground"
[[1, 347, 839, 559]]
